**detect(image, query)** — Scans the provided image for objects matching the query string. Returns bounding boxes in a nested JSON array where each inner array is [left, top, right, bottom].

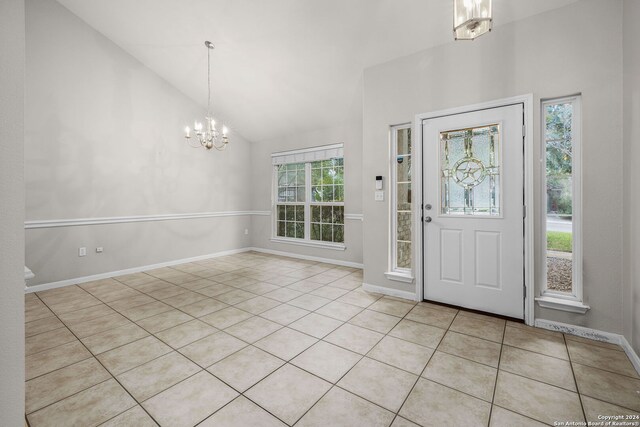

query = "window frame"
[[386, 123, 415, 283], [274, 162, 307, 240], [538, 95, 586, 310], [271, 157, 346, 251]]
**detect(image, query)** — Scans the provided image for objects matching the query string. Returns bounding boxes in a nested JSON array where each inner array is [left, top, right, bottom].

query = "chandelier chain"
[[207, 45, 211, 118]]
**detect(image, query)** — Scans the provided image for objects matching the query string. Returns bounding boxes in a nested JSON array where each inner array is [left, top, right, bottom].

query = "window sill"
[[384, 271, 414, 283], [270, 237, 346, 251], [535, 295, 590, 314]]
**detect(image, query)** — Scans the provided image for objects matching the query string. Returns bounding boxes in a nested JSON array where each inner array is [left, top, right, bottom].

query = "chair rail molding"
[[24, 210, 271, 229], [344, 213, 364, 221]]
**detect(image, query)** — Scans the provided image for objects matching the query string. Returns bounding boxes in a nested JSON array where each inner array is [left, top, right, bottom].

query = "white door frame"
[[413, 94, 535, 326]]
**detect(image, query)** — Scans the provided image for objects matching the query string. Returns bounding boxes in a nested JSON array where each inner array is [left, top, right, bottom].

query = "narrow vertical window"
[[542, 96, 582, 300], [388, 124, 413, 280]]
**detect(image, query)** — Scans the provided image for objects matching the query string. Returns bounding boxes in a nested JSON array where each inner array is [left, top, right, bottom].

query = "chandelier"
[[184, 41, 229, 150], [454, 0, 492, 40]]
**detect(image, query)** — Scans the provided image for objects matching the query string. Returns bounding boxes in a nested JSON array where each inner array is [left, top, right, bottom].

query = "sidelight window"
[[387, 124, 414, 281], [541, 96, 583, 303]]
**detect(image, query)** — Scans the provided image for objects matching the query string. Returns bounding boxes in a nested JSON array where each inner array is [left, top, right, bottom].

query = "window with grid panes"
[[275, 162, 306, 239], [392, 126, 412, 270], [310, 158, 344, 243]]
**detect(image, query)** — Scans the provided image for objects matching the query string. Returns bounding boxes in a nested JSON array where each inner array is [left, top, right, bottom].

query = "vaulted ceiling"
[[56, 0, 577, 142]]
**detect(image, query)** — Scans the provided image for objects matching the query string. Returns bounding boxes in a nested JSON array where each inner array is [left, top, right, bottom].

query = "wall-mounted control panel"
[[375, 176, 384, 201], [375, 175, 383, 190]]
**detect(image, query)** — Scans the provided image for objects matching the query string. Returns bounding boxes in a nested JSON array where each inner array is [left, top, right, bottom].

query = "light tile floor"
[[24, 252, 640, 426]]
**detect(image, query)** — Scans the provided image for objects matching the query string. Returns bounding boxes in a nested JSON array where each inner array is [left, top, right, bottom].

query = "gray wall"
[[0, 0, 26, 424], [623, 0, 640, 353], [25, 0, 253, 286], [362, 0, 625, 333], [250, 115, 363, 265], [249, 78, 363, 265]]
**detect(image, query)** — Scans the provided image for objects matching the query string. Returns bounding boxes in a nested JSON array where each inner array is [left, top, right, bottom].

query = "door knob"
[[425, 216, 432, 223]]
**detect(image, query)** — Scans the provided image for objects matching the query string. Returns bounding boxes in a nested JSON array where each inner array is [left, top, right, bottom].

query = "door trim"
[[413, 94, 534, 325]]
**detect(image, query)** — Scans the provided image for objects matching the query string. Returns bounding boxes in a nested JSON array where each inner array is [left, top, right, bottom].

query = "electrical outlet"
[[78, 247, 86, 257], [244, 229, 249, 235], [96, 247, 103, 254]]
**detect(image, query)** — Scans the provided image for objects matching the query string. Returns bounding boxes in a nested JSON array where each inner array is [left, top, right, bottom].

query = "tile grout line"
[[25, 296, 117, 417], [113, 257, 358, 425], [24, 328, 80, 358], [45, 264, 429, 426], [192, 283, 387, 425], [29, 253, 636, 427], [42, 258, 429, 423], [565, 332, 589, 424], [28, 293, 163, 427], [149, 257, 634, 422], [486, 318, 506, 426], [385, 299, 455, 426], [284, 298, 412, 424], [31, 291, 460, 425]]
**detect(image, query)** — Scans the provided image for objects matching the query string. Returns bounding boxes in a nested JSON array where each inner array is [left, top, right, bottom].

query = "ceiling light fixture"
[[184, 41, 229, 151], [454, 0, 492, 40]]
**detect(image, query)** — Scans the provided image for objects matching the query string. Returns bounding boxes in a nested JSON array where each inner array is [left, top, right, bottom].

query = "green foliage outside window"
[[275, 157, 344, 244], [310, 158, 344, 243]]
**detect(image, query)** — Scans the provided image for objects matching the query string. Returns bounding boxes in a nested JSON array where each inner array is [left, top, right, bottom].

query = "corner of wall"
[[0, 0, 26, 423], [623, 0, 640, 355]]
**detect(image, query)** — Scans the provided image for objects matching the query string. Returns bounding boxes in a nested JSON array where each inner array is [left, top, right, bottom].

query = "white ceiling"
[[56, 0, 577, 142]]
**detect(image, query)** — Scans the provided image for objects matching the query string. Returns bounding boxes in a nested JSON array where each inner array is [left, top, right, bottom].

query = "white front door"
[[422, 104, 524, 318]]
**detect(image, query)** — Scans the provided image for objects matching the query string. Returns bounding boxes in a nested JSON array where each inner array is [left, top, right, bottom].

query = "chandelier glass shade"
[[454, 0, 492, 40], [184, 41, 229, 151]]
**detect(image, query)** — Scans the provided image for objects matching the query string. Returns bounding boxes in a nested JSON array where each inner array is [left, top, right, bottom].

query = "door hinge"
[[523, 205, 527, 218], [523, 286, 527, 298], [522, 124, 526, 138]]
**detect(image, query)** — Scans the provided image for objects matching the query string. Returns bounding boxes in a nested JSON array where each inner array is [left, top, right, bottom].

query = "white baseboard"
[[362, 282, 418, 302], [535, 318, 640, 375], [249, 247, 363, 269], [25, 247, 252, 294], [534, 318, 620, 343], [619, 335, 640, 377], [25, 246, 364, 294]]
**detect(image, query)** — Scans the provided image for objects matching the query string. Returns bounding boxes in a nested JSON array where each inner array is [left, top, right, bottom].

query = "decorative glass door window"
[[440, 124, 501, 216]]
